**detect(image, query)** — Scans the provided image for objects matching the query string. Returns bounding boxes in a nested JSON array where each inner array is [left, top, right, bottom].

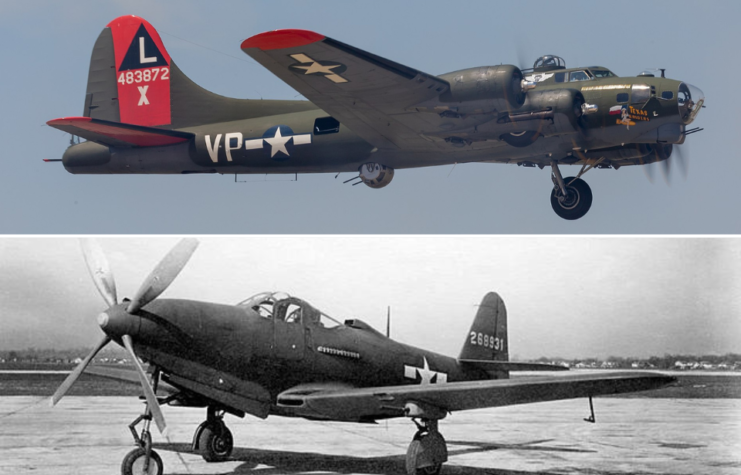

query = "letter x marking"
[[138, 85, 150, 106]]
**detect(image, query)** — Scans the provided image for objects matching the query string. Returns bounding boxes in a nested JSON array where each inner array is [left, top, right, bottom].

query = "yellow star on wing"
[[294, 62, 342, 75]]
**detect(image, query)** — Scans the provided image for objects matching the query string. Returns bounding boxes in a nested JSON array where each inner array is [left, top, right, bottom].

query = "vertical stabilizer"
[[458, 292, 508, 362], [82, 16, 318, 130]]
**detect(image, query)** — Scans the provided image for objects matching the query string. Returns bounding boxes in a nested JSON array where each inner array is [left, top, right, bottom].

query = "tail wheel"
[[121, 448, 163, 475], [550, 176, 592, 220], [198, 423, 233, 462]]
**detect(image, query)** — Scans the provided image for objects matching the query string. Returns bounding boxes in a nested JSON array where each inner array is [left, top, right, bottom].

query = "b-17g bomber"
[[48, 16, 704, 220]]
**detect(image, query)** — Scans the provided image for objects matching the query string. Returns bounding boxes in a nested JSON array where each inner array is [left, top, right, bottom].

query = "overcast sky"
[[1, 236, 738, 359], [0, 0, 738, 233]]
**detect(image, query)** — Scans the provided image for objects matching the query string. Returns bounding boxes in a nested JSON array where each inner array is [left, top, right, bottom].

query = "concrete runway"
[[1, 396, 739, 475]]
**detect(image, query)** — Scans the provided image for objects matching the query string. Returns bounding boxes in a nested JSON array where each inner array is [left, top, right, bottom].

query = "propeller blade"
[[127, 238, 199, 314], [675, 144, 689, 180], [660, 155, 672, 185], [80, 239, 117, 307], [50, 335, 111, 406], [122, 334, 167, 433]]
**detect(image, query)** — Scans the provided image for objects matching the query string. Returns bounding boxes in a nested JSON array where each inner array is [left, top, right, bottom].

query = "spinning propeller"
[[50, 238, 199, 434], [637, 143, 689, 185]]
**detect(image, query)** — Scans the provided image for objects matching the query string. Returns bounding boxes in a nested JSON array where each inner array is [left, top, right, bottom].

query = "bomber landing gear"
[[406, 419, 448, 475], [193, 406, 234, 462], [550, 161, 593, 220]]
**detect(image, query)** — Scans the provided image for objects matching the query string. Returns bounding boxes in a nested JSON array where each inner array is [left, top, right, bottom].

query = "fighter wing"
[[241, 30, 450, 152], [279, 372, 674, 422]]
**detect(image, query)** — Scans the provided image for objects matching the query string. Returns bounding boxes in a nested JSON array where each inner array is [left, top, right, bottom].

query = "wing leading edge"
[[279, 371, 675, 422]]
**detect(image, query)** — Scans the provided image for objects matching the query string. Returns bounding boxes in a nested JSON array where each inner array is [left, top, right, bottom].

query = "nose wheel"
[[122, 370, 164, 475], [193, 407, 234, 462]]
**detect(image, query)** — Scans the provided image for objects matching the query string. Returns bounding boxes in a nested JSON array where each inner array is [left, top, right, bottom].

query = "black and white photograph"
[[1, 236, 738, 474]]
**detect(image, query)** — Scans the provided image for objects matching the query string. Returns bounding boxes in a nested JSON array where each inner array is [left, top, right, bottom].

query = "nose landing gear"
[[122, 370, 164, 475]]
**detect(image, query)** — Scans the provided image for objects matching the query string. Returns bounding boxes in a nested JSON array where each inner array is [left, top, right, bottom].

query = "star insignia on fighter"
[[404, 356, 448, 385], [289, 53, 348, 83]]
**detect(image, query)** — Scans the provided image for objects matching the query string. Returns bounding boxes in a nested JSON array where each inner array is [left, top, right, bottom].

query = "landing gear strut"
[[550, 161, 593, 220], [193, 406, 234, 462], [122, 370, 164, 475], [406, 419, 447, 475]]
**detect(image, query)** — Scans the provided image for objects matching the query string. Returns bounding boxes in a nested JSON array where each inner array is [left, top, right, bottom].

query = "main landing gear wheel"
[[198, 423, 234, 462], [121, 447, 163, 475], [406, 420, 447, 475], [194, 407, 233, 462], [550, 176, 592, 220]]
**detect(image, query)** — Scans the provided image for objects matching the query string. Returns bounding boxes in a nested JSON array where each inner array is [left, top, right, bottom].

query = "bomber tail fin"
[[80, 15, 316, 130]]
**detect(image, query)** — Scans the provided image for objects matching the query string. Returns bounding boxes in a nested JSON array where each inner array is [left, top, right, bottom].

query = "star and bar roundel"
[[245, 125, 312, 161]]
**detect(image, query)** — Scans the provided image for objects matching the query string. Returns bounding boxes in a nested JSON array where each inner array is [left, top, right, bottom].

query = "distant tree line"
[[531, 353, 741, 369]]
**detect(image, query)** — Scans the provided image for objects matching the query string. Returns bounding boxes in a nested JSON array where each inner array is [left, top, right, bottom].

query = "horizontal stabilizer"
[[459, 359, 569, 372], [47, 116, 193, 148]]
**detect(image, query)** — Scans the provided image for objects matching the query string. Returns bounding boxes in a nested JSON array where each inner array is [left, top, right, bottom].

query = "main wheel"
[[121, 448, 163, 475], [406, 432, 446, 475], [198, 423, 233, 462], [550, 176, 592, 220]]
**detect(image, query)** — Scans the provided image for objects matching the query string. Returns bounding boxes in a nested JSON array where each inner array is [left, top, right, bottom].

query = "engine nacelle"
[[498, 89, 592, 146], [359, 163, 394, 189], [438, 65, 525, 112]]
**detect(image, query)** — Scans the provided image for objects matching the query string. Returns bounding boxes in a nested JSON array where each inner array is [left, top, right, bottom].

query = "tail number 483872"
[[117, 67, 169, 85]]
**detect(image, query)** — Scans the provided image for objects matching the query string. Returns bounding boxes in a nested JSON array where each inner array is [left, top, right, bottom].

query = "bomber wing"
[[241, 30, 451, 152], [278, 371, 674, 422]]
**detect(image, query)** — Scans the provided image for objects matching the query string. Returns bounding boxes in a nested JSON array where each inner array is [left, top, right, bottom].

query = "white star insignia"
[[263, 127, 292, 158], [404, 357, 448, 385]]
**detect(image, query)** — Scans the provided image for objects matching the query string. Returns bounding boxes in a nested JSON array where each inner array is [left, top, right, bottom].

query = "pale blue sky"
[[0, 0, 737, 233], [1, 237, 738, 359]]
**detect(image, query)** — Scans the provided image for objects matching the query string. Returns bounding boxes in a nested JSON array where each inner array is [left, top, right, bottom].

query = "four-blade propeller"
[[50, 238, 199, 435]]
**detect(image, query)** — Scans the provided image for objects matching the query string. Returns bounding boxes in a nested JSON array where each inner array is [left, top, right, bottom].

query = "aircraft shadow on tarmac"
[[156, 439, 596, 475]]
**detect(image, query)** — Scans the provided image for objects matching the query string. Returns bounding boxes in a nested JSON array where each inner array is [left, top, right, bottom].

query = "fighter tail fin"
[[458, 292, 508, 362], [82, 16, 316, 129]]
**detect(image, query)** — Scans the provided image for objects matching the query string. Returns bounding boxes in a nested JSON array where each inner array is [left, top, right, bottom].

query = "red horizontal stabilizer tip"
[[47, 117, 192, 148], [43, 159, 63, 162], [241, 29, 325, 51]]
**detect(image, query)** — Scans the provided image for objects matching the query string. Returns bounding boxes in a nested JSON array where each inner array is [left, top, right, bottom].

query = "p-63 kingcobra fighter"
[[52, 239, 674, 475], [47, 16, 704, 220]]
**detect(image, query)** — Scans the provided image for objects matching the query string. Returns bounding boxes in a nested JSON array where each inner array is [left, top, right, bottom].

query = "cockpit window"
[[237, 291, 343, 328], [591, 69, 615, 78], [569, 70, 591, 82]]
